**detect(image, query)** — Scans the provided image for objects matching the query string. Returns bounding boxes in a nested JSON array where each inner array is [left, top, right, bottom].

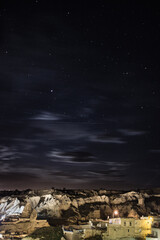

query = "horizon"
[[0, 187, 160, 192]]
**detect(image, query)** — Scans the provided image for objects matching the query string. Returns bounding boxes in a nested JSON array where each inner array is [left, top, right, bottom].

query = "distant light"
[[114, 210, 118, 215], [50, 89, 53, 93]]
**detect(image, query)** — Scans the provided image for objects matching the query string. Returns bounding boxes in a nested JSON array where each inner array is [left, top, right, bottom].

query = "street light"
[[113, 210, 119, 218]]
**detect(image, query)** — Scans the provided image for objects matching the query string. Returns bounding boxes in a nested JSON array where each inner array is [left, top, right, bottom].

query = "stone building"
[[102, 217, 152, 240], [146, 227, 160, 240], [62, 220, 104, 240]]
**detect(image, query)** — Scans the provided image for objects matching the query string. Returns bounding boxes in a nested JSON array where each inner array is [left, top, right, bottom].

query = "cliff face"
[[0, 189, 160, 224]]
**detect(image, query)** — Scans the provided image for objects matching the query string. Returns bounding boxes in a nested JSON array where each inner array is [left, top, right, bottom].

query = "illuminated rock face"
[[0, 197, 24, 220], [0, 189, 160, 224], [0, 196, 49, 238], [0, 215, 49, 238], [110, 191, 149, 205]]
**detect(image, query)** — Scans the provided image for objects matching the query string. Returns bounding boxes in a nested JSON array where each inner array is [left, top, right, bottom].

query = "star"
[[66, 11, 70, 16]]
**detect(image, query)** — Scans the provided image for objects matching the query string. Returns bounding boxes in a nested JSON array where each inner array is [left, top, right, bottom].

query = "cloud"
[[86, 161, 129, 182], [64, 151, 96, 162], [118, 129, 146, 136], [31, 111, 63, 121], [48, 150, 96, 163], [106, 161, 130, 168], [48, 150, 72, 160], [0, 163, 12, 173], [0, 145, 20, 161], [88, 169, 126, 178], [90, 135, 126, 144], [32, 120, 90, 141]]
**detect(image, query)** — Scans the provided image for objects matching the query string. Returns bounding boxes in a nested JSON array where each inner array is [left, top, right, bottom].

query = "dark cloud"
[[0, 145, 20, 161], [88, 170, 126, 177], [63, 151, 96, 162], [48, 150, 96, 163], [118, 129, 146, 136], [90, 135, 126, 144]]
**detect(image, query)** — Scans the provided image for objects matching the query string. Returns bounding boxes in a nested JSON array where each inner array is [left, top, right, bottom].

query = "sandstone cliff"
[[0, 188, 160, 224]]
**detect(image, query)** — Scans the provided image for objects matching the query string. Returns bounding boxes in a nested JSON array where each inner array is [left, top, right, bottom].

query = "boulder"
[[128, 209, 139, 219], [21, 202, 33, 218], [30, 209, 37, 222]]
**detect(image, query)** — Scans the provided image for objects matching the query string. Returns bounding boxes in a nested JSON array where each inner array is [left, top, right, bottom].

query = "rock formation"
[[0, 188, 160, 226], [0, 197, 49, 238]]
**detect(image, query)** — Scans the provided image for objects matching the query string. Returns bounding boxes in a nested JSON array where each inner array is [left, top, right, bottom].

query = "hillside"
[[0, 188, 160, 224]]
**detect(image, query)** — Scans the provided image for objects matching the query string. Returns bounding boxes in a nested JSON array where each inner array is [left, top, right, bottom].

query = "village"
[[62, 211, 160, 240], [0, 189, 160, 239], [0, 208, 160, 239]]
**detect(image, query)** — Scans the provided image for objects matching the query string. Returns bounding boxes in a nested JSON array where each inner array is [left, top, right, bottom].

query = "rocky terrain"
[[0, 188, 160, 226]]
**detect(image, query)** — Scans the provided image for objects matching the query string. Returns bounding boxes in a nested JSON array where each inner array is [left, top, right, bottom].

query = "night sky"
[[0, 1, 160, 190]]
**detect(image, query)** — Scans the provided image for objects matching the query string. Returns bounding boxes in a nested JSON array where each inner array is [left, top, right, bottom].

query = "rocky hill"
[[0, 188, 160, 224]]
